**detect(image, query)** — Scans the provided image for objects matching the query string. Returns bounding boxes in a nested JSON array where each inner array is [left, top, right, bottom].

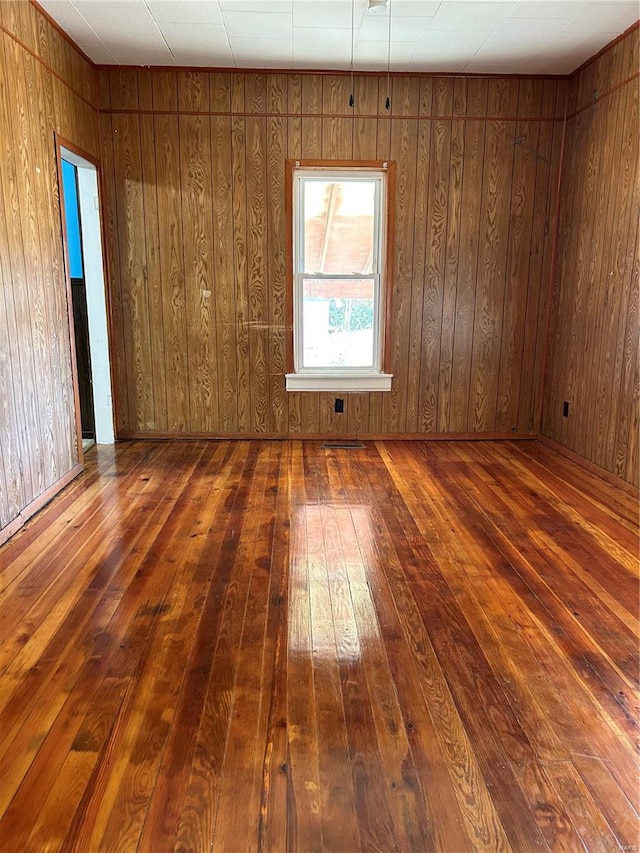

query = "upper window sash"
[[293, 169, 386, 277]]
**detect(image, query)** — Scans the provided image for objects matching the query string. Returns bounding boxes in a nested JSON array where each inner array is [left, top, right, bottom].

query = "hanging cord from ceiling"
[[385, 0, 391, 110], [349, 0, 355, 108]]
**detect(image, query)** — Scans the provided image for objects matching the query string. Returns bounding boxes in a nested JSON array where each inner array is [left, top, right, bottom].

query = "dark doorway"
[[61, 159, 95, 441]]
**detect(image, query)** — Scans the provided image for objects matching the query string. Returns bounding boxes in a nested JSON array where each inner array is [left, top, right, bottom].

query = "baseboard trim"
[[0, 463, 84, 547], [1, 439, 634, 546], [117, 430, 538, 442], [537, 435, 638, 496], [0, 515, 24, 548]]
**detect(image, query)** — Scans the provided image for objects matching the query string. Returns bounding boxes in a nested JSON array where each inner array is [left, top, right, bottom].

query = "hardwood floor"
[[0, 439, 637, 852]]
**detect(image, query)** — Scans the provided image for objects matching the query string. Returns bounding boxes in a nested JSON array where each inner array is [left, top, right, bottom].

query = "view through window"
[[301, 178, 377, 368]]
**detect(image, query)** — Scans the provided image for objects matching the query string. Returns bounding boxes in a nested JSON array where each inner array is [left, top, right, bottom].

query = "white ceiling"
[[38, 0, 639, 75]]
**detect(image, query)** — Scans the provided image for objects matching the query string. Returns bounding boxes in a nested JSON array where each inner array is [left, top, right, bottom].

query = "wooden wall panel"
[[297, 75, 322, 433], [266, 75, 288, 434], [155, 113, 189, 432], [448, 78, 487, 433], [285, 75, 303, 434], [100, 112, 129, 434], [418, 77, 451, 433], [406, 78, 432, 434], [0, 1, 98, 544], [436, 78, 465, 432], [496, 79, 541, 433], [211, 113, 238, 433], [181, 112, 218, 433], [519, 80, 559, 433], [246, 115, 269, 432], [543, 26, 639, 487], [99, 66, 566, 440], [383, 78, 419, 434], [231, 113, 251, 432], [113, 112, 156, 431], [140, 113, 167, 432], [469, 79, 519, 432], [0, 163, 27, 527]]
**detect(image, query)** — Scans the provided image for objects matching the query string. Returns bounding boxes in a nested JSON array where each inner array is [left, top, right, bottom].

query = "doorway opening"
[[58, 143, 114, 452]]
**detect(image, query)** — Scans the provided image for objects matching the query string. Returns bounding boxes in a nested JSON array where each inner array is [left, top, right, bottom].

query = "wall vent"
[[321, 442, 365, 449]]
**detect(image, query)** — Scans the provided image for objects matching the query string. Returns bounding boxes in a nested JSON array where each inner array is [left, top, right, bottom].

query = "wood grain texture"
[[246, 115, 269, 432], [231, 114, 251, 432], [543, 26, 639, 487], [180, 111, 218, 432], [99, 67, 565, 441], [469, 79, 519, 432], [140, 112, 168, 432], [449, 78, 487, 433], [111, 112, 155, 431], [211, 113, 238, 433], [383, 78, 419, 434], [99, 111, 129, 434], [0, 438, 636, 851], [0, 1, 97, 543], [155, 112, 189, 432], [521, 80, 559, 434]]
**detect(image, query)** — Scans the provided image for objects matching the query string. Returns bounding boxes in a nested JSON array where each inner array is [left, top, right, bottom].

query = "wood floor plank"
[[276, 442, 324, 853], [0, 443, 119, 596], [208, 444, 284, 849], [137, 441, 257, 851], [26, 443, 233, 853], [0, 445, 181, 763], [572, 754, 640, 850], [318, 497, 401, 852], [329, 497, 430, 849], [366, 443, 563, 850], [303, 447, 361, 852], [413, 443, 639, 807], [374, 440, 638, 849], [0, 438, 636, 852], [257, 441, 303, 852], [0, 442, 212, 844]]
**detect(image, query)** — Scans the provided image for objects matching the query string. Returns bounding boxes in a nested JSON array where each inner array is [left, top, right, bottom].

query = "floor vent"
[[321, 442, 366, 449]]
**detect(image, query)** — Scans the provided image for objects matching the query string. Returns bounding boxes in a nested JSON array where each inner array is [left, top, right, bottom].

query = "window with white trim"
[[285, 161, 394, 392]]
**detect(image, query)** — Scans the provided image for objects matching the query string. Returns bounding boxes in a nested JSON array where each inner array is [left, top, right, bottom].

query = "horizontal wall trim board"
[[567, 70, 640, 120], [0, 516, 25, 549], [100, 108, 562, 123], [30, 0, 96, 67], [116, 431, 539, 442], [97, 63, 569, 81], [0, 463, 84, 547], [0, 22, 97, 111], [538, 436, 639, 497]]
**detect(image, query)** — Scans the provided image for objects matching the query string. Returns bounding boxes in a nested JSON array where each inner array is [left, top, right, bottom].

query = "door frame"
[[55, 134, 116, 460]]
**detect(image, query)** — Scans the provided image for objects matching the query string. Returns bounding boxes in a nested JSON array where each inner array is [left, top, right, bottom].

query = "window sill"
[[285, 373, 393, 392]]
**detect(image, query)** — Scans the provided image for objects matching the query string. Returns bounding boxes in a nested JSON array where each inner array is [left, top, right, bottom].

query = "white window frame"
[[285, 161, 393, 392]]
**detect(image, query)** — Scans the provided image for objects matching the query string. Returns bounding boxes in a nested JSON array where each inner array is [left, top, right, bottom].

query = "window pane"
[[302, 278, 375, 368], [302, 180, 376, 275]]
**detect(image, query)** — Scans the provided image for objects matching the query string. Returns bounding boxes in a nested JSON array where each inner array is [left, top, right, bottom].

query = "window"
[[285, 160, 394, 392]]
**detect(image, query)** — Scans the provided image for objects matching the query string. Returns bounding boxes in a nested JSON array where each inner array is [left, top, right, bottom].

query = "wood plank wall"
[[543, 26, 639, 487], [98, 69, 566, 438], [0, 1, 98, 542]]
